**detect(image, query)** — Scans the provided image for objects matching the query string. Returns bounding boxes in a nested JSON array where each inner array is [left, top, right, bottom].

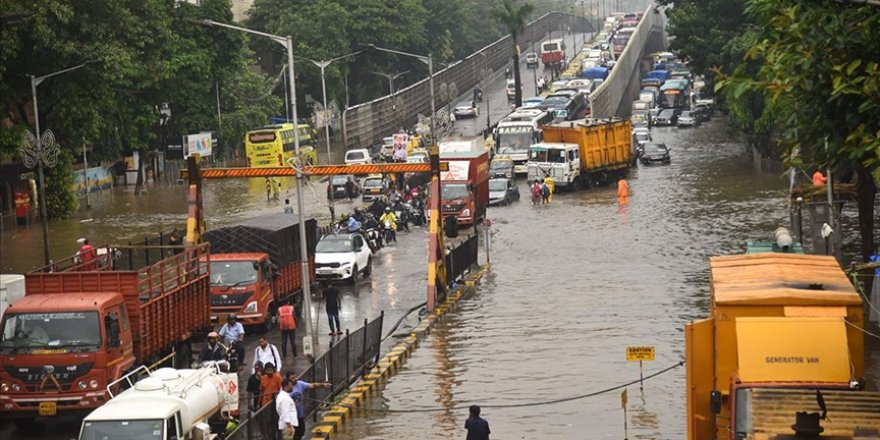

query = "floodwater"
[[331, 120, 880, 439]]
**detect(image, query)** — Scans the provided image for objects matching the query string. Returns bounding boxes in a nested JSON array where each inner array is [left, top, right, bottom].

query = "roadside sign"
[[626, 346, 655, 362]]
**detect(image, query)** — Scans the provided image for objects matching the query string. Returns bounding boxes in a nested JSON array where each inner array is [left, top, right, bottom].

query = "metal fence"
[[226, 313, 385, 440], [445, 233, 479, 288], [589, 4, 667, 118], [343, 12, 593, 150]]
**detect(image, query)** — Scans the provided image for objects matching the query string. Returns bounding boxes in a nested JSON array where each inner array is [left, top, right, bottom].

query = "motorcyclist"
[[218, 313, 245, 365], [367, 197, 386, 218], [199, 331, 227, 364], [347, 214, 362, 233], [392, 199, 409, 231], [352, 207, 366, 223], [473, 87, 482, 102], [379, 207, 398, 241]]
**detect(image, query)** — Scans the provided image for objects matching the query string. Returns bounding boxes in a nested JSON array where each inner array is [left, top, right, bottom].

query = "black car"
[[639, 143, 671, 165], [654, 109, 679, 126], [328, 174, 361, 199], [489, 159, 515, 179], [692, 104, 712, 122]]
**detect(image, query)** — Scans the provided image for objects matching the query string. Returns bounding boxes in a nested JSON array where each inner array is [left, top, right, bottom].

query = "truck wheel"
[[174, 342, 192, 368], [572, 177, 582, 191], [349, 265, 359, 285], [363, 258, 372, 277]]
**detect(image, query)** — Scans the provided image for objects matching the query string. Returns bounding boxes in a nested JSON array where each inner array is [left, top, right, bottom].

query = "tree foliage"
[[494, 0, 535, 108], [43, 149, 78, 219]]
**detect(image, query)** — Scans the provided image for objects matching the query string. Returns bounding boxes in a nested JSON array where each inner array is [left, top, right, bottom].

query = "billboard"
[[184, 132, 213, 158]]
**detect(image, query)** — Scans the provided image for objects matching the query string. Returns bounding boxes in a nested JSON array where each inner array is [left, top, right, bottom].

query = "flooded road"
[[331, 120, 880, 439]]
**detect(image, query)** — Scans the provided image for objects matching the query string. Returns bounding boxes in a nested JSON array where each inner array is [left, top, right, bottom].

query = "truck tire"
[[174, 342, 192, 368], [572, 177, 582, 191]]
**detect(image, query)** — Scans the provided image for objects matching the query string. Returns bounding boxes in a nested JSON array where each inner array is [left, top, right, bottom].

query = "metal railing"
[[343, 12, 593, 150], [225, 313, 384, 440], [445, 233, 479, 287]]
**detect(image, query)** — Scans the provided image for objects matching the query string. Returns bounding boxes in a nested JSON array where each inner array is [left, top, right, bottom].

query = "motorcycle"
[[403, 201, 425, 226], [474, 89, 483, 102], [393, 205, 410, 231], [383, 221, 397, 243]]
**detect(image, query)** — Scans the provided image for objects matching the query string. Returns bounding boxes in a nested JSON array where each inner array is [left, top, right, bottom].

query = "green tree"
[[43, 149, 78, 219], [494, 0, 534, 108], [718, 0, 879, 261]]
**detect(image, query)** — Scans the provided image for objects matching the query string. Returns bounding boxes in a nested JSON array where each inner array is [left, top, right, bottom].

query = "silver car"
[[453, 103, 479, 118], [677, 110, 700, 127]]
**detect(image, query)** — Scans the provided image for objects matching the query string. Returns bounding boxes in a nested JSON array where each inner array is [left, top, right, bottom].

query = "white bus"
[[494, 109, 555, 174]]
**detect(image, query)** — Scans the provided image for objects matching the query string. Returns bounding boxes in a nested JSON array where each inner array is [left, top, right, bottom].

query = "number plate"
[[38, 401, 57, 416]]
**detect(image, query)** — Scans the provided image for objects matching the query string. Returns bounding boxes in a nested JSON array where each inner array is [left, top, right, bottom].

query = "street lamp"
[[20, 61, 95, 267], [369, 70, 410, 96], [294, 50, 364, 222], [362, 44, 436, 145], [197, 19, 318, 358]]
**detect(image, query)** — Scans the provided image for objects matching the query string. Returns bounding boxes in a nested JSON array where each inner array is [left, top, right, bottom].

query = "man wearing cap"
[[198, 332, 227, 364], [219, 313, 246, 364]]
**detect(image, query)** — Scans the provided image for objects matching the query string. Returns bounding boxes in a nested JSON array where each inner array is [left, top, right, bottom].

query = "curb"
[[309, 264, 490, 439]]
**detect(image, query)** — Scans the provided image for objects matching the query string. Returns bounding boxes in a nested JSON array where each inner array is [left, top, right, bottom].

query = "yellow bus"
[[245, 123, 318, 168]]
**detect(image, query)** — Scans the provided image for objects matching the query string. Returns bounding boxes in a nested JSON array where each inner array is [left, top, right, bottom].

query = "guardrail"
[[343, 12, 594, 150], [226, 313, 384, 440], [589, 4, 667, 118]]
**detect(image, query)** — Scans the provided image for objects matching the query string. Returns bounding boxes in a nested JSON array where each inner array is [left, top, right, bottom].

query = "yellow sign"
[[735, 317, 851, 383], [39, 401, 57, 416], [626, 346, 655, 362]]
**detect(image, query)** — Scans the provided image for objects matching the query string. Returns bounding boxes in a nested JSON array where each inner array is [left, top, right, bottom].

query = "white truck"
[[0, 274, 25, 318], [439, 136, 485, 155], [78, 364, 238, 440]]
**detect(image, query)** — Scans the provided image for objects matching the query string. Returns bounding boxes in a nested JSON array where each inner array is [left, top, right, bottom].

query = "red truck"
[[203, 215, 317, 330], [0, 244, 211, 425], [440, 151, 489, 226]]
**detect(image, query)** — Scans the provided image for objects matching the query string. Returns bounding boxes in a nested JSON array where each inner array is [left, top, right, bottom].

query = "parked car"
[[328, 174, 361, 199], [361, 174, 387, 202], [315, 233, 372, 283], [654, 109, 679, 126], [345, 148, 373, 165], [525, 52, 539, 67], [639, 143, 671, 165], [489, 158, 515, 179], [488, 178, 520, 206], [453, 102, 480, 118], [677, 110, 700, 127], [692, 103, 712, 122], [522, 97, 544, 108]]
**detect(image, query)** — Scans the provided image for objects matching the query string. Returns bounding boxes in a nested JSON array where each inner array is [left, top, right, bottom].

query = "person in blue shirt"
[[285, 371, 331, 440], [346, 215, 361, 233], [219, 313, 246, 365]]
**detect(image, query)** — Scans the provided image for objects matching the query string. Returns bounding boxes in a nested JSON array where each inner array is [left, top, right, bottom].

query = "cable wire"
[[381, 301, 427, 342], [843, 319, 880, 341]]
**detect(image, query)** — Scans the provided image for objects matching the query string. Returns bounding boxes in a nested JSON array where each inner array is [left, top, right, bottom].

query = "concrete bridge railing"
[[342, 12, 593, 150], [589, 4, 667, 119]]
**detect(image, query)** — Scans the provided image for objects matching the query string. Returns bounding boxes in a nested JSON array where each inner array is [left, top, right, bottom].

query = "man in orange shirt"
[[812, 170, 828, 187], [78, 238, 98, 270], [617, 177, 630, 204], [260, 362, 282, 407]]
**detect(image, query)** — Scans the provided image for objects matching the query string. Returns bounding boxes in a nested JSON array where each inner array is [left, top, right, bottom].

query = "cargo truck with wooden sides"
[[527, 118, 632, 190], [686, 253, 880, 440], [203, 215, 317, 331], [0, 245, 212, 424]]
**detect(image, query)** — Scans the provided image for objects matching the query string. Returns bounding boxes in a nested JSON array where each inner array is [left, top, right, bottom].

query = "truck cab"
[[526, 143, 580, 190], [440, 152, 489, 226], [208, 253, 276, 327], [1, 292, 134, 419]]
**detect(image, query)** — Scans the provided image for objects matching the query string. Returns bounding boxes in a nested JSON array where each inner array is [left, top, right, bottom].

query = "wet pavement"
[[329, 120, 880, 440]]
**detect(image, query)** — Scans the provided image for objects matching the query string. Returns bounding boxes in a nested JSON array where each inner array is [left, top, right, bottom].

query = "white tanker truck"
[[78, 363, 239, 440]]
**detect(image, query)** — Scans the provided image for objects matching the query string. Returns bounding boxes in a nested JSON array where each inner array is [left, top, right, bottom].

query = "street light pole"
[[198, 19, 318, 358]]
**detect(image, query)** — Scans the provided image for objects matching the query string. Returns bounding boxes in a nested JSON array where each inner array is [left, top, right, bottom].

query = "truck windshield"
[[441, 183, 469, 200], [1, 312, 101, 353], [496, 129, 533, 155], [79, 419, 164, 440], [210, 261, 258, 287]]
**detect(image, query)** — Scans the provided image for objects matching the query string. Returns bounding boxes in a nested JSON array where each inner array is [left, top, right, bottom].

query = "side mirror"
[[710, 390, 722, 414]]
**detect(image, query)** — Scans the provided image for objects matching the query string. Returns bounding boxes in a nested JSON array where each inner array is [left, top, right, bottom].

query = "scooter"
[[404, 201, 425, 226], [383, 221, 397, 243], [393, 205, 410, 231], [474, 89, 483, 102]]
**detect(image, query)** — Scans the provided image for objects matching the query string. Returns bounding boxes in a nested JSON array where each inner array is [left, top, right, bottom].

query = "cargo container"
[[686, 253, 880, 440], [527, 118, 632, 189], [203, 215, 317, 330], [0, 245, 212, 423], [440, 151, 489, 226]]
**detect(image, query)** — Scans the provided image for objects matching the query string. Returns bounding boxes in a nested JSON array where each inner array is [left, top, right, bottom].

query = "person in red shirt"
[[812, 170, 828, 187], [78, 238, 98, 271]]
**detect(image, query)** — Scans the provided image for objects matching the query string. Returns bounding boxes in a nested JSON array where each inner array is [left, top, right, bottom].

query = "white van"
[[344, 148, 372, 165]]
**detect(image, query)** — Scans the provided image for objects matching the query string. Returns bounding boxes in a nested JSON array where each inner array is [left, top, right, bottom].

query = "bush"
[[43, 149, 79, 219]]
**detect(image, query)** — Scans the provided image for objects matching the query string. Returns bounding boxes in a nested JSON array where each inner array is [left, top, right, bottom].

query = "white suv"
[[344, 148, 373, 165], [315, 233, 372, 283]]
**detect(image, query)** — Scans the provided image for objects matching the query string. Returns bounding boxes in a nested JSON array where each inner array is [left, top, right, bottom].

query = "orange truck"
[[440, 151, 489, 226], [686, 253, 880, 439], [0, 244, 211, 425], [203, 214, 317, 330]]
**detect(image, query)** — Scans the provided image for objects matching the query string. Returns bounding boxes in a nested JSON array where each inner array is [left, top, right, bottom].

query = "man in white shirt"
[[253, 336, 281, 373], [276, 379, 298, 440]]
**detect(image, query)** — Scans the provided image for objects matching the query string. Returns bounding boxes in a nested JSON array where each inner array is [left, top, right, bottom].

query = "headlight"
[[340, 261, 352, 267], [243, 301, 258, 313], [1, 383, 8, 392], [11, 384, 21, 391], [78, 381, 88, 390], [461, 208, 470, 216], [89, 380, 99, 389]]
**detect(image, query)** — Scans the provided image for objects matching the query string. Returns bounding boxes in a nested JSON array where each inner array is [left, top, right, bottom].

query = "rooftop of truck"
[[547, 118, 625, 128], [709, 253, 861, 306], [6, 292, 119, 313], [440, 151, 486, 159]]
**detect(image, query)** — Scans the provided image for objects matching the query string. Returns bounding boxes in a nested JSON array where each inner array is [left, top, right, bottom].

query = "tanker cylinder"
[[774, 227, 793, 251]]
